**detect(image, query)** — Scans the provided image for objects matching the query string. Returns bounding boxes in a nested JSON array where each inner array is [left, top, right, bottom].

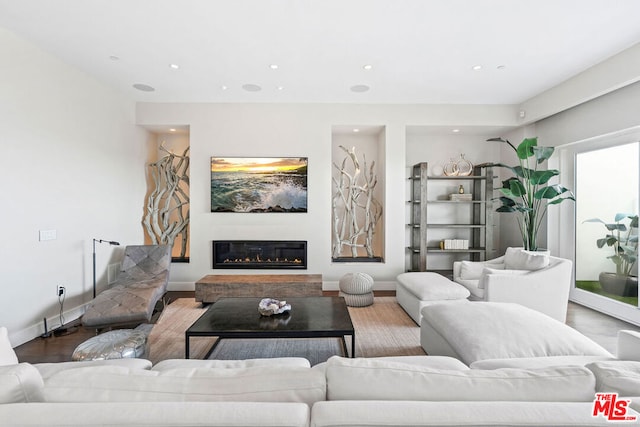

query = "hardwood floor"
[[14, 292, 640, 363]]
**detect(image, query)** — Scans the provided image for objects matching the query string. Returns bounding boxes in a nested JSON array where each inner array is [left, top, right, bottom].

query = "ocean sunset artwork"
[[211, 157, 308, 212]]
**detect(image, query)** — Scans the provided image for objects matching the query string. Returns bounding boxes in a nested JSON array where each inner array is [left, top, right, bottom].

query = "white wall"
[[136, 103, 518, 291], [0, 28, 148, 345]]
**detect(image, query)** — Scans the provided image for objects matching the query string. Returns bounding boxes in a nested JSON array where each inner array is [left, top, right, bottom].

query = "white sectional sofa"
[[3, 326, 640, 426]]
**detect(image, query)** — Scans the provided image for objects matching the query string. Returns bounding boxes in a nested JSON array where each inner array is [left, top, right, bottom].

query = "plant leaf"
[[516, 137, 537, 160], [533, 146, 554, 164], [506, 178, 526, 197], [530, 169, 558, 185], [534, 184, 565, 200]]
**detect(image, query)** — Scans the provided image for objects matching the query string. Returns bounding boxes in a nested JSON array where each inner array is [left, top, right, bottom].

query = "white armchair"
[[453, 248, 573, 322]]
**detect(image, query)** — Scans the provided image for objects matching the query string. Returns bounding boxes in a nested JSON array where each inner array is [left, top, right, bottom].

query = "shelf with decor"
[[407, 161, 494, 272]]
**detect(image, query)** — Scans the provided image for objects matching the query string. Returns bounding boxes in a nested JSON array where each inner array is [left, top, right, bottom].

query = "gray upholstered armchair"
[[82, 245, 172, 329]]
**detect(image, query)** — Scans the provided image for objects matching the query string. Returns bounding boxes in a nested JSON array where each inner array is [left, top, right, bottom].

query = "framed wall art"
[[211, 157, 308, 212]]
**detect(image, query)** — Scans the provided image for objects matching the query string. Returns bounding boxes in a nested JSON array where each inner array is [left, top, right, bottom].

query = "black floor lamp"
[[92, 238, 120, 298]]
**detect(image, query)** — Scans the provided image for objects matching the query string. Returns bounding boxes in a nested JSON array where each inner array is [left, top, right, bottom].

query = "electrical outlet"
[[57, 286, 65, 297]]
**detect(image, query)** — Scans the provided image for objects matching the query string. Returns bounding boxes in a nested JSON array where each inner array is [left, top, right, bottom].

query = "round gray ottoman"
[[72, 329, 147, 361], [339, 272, 374, 307]]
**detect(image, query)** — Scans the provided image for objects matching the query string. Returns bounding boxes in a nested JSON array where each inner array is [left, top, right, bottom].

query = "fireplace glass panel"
[[213, 240, 307, 269]]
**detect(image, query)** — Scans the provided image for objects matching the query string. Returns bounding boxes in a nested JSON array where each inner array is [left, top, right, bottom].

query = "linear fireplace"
[[212, 240, 307, 269]]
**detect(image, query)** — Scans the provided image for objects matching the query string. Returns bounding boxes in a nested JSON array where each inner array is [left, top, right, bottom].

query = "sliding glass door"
[[556, 132, 640, 325], [575, 143, 638, 307]]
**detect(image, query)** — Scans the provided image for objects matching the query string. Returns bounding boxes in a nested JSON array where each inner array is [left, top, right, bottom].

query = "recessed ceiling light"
[[269, 64, 279, 70], [472, 65, 482, 71], [133, 83, 155, 92], [452, 129, 460, 133], [350, 84, 370, 93], [363, 64, 373, 70], [169, 128, 176, 132], [221, 85, 228, 90], [277, 86, 284, 91], [242, 84, 262, 92], [353, 128, 360, 133], [169, 63, 180, 70]]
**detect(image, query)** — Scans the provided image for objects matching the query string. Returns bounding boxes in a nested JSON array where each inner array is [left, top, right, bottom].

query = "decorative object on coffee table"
[[258, 298, 291, 316], [339, 272, 374, 307]]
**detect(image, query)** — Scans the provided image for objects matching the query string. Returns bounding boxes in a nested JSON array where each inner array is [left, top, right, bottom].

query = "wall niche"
[[331, 125, 386, 263], [143, 126, 190, 262]]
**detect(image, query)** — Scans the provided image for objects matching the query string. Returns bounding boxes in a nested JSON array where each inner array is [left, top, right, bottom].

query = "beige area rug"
[[147, 297, 425, 364]]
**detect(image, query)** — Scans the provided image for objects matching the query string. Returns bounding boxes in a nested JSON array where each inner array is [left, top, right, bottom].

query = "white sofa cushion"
[[311, 401, 625, 427], [325, 356, 596, 402], [0, 402, 311, 427], [504, 247, 550, 270], [396, 272, 470, 300], [313, 355, 469, 375], [0, 326, 18, 366], [587, 361, 640, 396], [152, 357, 311, 371], [43, 365, 326, 404], [618, 330, 640, 361], [0, 363, 45, 403], [460, 260, 505, 280], [34, 358, 152, 380], [420, 302, 613, 365], [478, 268, 529, 289], [471, 355, 616, 370]]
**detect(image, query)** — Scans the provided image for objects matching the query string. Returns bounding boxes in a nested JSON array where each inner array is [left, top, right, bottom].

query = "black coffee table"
[[185, 296, 355, 359]]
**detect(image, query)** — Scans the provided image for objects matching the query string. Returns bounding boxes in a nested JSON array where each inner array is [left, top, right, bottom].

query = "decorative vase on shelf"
[[456, 154, 473, 176], [443, 158, 459, 176]]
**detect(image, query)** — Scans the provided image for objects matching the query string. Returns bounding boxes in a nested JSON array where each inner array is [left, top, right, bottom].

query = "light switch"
[[39, 229, 57, 241]]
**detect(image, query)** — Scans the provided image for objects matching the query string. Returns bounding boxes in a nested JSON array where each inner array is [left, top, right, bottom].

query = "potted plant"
[[487, 137, 575, 251], [583, 213, 638, 297]]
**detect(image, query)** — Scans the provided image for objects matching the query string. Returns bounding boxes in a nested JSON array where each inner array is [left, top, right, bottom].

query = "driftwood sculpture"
[[332, 145, 383, 259], [143, 143, 190, 259]]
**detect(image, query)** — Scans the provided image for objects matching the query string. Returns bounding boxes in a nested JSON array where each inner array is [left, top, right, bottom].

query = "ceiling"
[[2, 0, 640, 105]]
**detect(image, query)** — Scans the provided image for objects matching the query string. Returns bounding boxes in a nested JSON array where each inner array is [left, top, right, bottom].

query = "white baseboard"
[[11, 305, 86, 347]]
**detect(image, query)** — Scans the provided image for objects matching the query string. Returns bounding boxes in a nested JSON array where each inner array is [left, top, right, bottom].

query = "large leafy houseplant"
[[584, 213, 638, 276], [487, 137, 575, 251]]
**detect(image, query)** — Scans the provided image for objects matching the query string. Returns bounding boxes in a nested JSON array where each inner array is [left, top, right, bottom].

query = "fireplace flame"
[[223, 257, 302, 264]]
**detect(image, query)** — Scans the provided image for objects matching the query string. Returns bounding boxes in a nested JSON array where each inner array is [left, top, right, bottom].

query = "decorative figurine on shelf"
[[458, 185, 465, 194], [456, 153, 473, 176], [443, 158, 459, 176]]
